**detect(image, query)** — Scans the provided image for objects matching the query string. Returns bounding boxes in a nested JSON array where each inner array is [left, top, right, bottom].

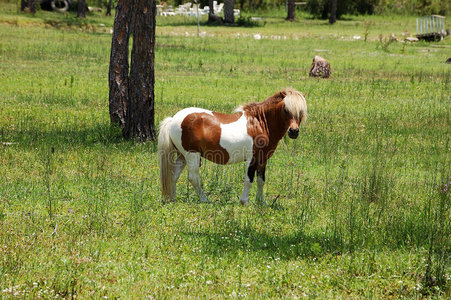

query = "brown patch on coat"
[[212, 112, 242, 124], [181, 112, 242, 164]]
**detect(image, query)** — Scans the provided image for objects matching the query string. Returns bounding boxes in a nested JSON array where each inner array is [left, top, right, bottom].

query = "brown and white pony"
[[158, 88, 307, 205]]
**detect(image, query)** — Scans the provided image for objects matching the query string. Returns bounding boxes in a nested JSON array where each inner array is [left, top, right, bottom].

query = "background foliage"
[[14, 0, 451, 17]]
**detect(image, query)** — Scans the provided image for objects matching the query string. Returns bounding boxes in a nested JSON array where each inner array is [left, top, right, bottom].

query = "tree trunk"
[[109, 0, 133, 127], [106, 0, 113, 16], [207, 0, 222, 24], [329, 0, 337, 24], [321, 2, 328, 19], [208, 0, 214, 17], [77, 0, 87, 18], [286, 0, 295, 21], [224, 0, 234, 24], [123, 0, 156, 141]]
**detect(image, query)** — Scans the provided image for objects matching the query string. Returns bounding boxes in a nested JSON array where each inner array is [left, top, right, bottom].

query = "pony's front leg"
[[255, 164, 266, 205], [239, 162, 256, 205], [185, 152, 208, 203]]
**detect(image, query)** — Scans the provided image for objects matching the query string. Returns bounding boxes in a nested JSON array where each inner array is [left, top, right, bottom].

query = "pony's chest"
[[219, 115, 253, 163]]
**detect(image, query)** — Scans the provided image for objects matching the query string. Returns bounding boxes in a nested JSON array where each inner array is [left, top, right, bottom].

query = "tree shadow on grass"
[[3, 122, 158, 153]]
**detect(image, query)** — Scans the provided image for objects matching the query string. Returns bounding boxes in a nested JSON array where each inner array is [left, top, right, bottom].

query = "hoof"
[[256, 196, 266, 206], [239, 199, 249, 206]]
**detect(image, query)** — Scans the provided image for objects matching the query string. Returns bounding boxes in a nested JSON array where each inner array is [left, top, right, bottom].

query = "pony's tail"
[[158, 117, 176, 201]]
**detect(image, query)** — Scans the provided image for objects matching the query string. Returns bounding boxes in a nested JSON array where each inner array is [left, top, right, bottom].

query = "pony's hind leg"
[[172, 153, 186, 199], [185, 152, 208, 203], [174, 153, 186, 182]]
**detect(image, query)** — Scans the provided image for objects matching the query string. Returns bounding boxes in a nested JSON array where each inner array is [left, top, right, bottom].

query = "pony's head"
[[281, 88, 307, 139], [241, 88, 307, 142]]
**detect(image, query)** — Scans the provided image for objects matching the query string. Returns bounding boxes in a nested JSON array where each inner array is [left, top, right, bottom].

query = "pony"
[[158, 88, 307, 205]]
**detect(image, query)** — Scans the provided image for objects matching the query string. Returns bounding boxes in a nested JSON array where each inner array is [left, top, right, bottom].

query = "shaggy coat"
[[158, 88, 307, 205]]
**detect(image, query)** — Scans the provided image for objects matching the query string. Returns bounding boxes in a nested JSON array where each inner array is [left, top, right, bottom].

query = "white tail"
[[158, 117, 176, 201]]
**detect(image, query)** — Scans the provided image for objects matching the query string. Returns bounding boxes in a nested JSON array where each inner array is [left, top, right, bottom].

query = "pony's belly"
[[223, 142, 253, 164]]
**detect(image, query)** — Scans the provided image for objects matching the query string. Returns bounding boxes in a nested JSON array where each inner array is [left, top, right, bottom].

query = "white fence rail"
[[416, 15, 446, 40]]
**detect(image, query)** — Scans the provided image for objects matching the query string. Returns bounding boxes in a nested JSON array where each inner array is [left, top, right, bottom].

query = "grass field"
[[0, 2, 450, 298]]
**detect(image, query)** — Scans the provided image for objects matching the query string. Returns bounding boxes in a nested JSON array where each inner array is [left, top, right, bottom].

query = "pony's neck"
[[246, 101, 290, 145], [264, 105, 291, 143]]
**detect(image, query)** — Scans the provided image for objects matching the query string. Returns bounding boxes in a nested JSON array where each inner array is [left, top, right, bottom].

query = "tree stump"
[[309, 56, 331, 78]]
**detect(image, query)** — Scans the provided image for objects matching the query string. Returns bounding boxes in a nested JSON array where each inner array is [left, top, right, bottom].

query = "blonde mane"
[[236, 88, 307, 123], [282, 88, 307, 123]]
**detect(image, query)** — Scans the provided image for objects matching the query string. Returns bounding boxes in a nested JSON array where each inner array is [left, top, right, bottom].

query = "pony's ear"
[[280, 91, 287, 98]]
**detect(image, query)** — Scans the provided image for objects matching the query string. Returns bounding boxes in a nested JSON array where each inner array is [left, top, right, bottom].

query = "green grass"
[[0, 2, 450, 298]]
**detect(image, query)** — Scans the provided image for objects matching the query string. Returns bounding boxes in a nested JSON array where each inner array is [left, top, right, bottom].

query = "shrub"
[[305, 0, 449, 18], [305, 0, 377, 19]]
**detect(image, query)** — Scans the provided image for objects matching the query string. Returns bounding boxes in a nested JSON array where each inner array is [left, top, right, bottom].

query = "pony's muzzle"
[[288, 128, 299, 139]]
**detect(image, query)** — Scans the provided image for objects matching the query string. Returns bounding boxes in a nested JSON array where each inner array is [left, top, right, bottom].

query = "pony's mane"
[[283, 88, 307, 123], [237, 88, 307, 123]]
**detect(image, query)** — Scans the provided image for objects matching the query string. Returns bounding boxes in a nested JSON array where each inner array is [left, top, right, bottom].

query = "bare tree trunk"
[[77, 0, 87, 18], [224, 0, 234, 24], [109, 0, 133, 127], [123, 0, 156, 141], [208, 0, 214, 17], [106, 0, 113, 16], [207, 0, 222, 23], [286, 0, 295, 21], [329, 0, 337, 24], [321, 2, 328, 19]]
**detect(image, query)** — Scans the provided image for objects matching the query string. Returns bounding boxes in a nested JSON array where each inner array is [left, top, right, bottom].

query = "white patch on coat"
[[234, 105, 244, 113], [219, 114, 253, 164]]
